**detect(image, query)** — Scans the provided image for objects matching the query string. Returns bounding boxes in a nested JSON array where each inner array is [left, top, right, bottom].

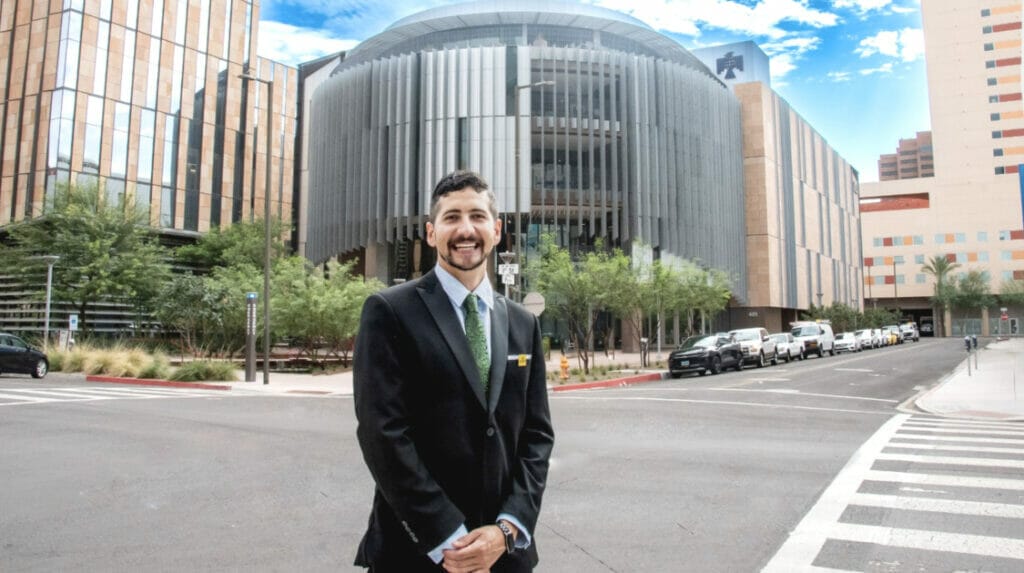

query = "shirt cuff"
[[428, 524, 468, 564], [497, 513, 532, 549]]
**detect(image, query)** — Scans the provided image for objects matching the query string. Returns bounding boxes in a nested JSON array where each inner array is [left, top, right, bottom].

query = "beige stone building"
[[729, 82, 863, 333], [0, 0, 297, 236], [860, 1, 1024, 335], [878, 131, 934, 181]]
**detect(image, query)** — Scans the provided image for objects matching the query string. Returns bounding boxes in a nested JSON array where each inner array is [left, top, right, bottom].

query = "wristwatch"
[[495, 520, 516, 554]]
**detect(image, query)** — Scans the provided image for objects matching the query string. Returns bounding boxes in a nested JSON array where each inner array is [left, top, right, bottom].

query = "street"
[[2, 339, 1022, 572]]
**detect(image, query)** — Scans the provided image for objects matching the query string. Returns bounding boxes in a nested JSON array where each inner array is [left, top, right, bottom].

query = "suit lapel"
[[417, 271, 487, 409], [488, 296, 509, 412]]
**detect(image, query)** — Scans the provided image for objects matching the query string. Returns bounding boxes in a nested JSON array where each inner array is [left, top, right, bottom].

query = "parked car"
[[729, 327, 778, 367], [669, 334, 743, 377], [920, 320, 934, 336], [790, 321, 835, 357], [834, 331, 860, 353], [0, 332, 49, 378], [882, 325, 901, 345], [854, 329, 875, 349], [899, 322, 920, 342], [768, 332, 803, 362]]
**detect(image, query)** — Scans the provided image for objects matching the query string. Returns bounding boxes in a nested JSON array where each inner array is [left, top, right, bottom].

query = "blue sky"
[[257, 0, 929, 183]]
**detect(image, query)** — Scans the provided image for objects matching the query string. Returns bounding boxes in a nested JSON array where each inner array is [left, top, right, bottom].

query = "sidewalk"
[[214, 349, 666, 396], [913, 337, 1024, 421]]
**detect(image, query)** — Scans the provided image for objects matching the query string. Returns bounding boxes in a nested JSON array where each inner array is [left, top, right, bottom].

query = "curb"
[[550, 371, 667, 392], [85, 375, 233, 391]]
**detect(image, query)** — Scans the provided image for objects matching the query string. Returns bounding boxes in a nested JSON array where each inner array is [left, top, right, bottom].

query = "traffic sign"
[[498, 263, 519, 275], [501, 273, 516, 285], [69, 314, 79, 331]]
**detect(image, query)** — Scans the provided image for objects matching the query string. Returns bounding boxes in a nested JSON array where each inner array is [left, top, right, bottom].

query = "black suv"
[[0, 333, 49, 378]]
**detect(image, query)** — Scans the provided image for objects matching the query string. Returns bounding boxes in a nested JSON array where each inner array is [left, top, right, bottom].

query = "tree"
[[272, 258, 383, 366], [921, 254, 960, 336], [528, 235, 606, 374], [2, 182, 170, 332], [691, 268, 732, 334], [951, 270, 994, 334], [175, 218, 288, 269]]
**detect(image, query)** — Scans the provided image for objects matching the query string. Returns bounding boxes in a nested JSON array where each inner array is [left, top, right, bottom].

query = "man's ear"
[[493, 217, 502, 241], [426, 221, 436, 247]]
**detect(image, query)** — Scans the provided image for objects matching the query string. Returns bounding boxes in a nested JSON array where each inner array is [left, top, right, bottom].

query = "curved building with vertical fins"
[[306, 0, 747, 300]]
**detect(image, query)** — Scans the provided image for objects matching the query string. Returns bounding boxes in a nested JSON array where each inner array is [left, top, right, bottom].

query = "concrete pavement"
[[84, 341, 1024, 421], [913, 337, 1024, 421]]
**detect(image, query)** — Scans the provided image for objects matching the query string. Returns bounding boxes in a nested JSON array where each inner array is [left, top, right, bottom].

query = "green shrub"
[[170, 361, 238, 382], [48, 351, 65, 372], [62, 346, 89, 372]]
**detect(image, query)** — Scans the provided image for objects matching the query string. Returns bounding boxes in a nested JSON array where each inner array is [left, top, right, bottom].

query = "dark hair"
[[429, 170, 498, 222]]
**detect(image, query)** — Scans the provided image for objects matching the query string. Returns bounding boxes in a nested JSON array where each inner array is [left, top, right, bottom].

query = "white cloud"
[[257, 20, 359, 66], [859, 62, 894, 75], [761, 36, 820, 56], [770, 53, 798, 80], [591, 0, 838, 40], [833, 0, 894, 14], [828, 71, 852, 82], [854, 28, 923, 62]]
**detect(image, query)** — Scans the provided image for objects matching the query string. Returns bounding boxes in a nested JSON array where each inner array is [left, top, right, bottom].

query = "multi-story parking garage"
[[306, 0, 748, 301]]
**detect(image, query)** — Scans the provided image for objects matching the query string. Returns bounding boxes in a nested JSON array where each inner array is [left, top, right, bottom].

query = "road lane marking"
[[894, 426, 1024, 438], [896, 432, 1024, 445], [876, 452, 1024, 469], [848, 492, 1024, 519], [550, 395, 891, 416], [863, 469, 1024, 491], [0, 392, 55, 403], [902, 419, 1024, 431], [710, 387, 899, 403], [761, 414, 909, 572], [886, 441, 1024, 455], [826, 521, 1024, 561], [834, 368, 874, 373]]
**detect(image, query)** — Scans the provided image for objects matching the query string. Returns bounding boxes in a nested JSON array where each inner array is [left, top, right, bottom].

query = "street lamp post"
[[513, 80, 554, 301], [239, 72, 274, 385], [32, 255, 60, 349]]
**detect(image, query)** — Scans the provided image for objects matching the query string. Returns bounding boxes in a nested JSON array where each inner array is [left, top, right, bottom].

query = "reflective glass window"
[[175, 0, 188, 45], [136, 183, 152, 218], [111, 102, 130, 177], [146, 37, 161, 108], [92, 22, 109, 96], [222, 0, 233, 60], [106, 178, 125, 207], [64, 0, 83, 11], [171, 46, 184, 113], [162, 114, 178, 186], [914, 254, 924, 264], [956, 232, 966, 243], [56, 12, 82, 90], [138, 109, 156, 182], [100, 0, 111, 20], [151, 0, 164, 37], [120, 30, 136, 102], [76, 172, 97, 189], [1002, 250, 1013, 261], [127, 1, 138, 28], [161, 186, 174, 227], [198, 0, 210, 52], [979, 251, 990, 262], [82, 96, 104, 173], [243, 2, 253, 64]]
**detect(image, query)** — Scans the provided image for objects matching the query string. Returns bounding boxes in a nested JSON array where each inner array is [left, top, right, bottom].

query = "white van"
[[790, 321, 835, 358]]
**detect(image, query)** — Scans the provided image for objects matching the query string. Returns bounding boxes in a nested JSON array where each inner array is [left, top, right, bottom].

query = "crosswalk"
[[764, 414, 1024, 572], [0, 385, 227, 407]]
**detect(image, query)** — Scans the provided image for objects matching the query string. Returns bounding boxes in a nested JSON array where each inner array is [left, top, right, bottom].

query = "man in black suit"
[[353, 171, 555, 572]]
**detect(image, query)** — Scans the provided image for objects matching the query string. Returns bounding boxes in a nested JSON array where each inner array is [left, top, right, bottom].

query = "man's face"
[[426, 187, 502, 276]]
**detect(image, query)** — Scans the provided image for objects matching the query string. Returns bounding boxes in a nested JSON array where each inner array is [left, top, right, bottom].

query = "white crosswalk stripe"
[[0, 386, 227, 407], [763, 414, 1024, 572]]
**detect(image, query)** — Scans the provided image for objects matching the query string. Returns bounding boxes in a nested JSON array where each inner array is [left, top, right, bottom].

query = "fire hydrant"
[[559, 355, 570, 381]]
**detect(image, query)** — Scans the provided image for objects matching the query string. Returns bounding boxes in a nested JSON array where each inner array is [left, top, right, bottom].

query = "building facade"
[[306, 0, 748, 302], [0, 0, 298, 334], [0, 0, 297, 235], [860, 1, 1024, 335], [878, 131, 934, 181]]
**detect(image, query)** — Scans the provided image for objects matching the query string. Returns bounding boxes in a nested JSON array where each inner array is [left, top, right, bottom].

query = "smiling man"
[[353, 170, 555, 573]]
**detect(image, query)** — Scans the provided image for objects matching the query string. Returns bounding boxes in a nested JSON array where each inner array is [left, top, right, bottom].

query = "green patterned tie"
[[463, 293, 490, 391]]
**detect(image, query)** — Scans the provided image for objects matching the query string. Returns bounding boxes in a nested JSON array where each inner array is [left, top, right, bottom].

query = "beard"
[[439, 238, 490, 272]]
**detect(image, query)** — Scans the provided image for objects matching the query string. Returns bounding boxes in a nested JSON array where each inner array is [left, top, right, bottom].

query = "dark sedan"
[[0, 332, 49, 378], [669, 334, 743, 378]]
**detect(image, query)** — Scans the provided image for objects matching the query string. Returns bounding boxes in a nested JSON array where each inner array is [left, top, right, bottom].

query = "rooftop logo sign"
[[716, 51, 744, 80]]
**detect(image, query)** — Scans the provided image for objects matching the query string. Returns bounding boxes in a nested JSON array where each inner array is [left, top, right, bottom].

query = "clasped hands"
[[441, 522, 516, 573]]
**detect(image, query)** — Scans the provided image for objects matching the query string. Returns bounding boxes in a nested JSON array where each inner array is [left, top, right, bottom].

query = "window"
[[1000, 230, 1011, 240], [992, 112, 1001, 120], [987, 60, 997, 68], [914, 235, 924, 245], [979, 231, 989, 241], [914, 254, 925, 264], [990, 95, 1000, 103], [996, 166, 1006, 174], [956, 233, 966, 243], [988, 77, 998, 86], [916, 274, 927, 284], [873, 237, 883, 247], [995, 149, 1005, 156], [956, 253, 967, 263], [984, 42, 995, 51], [935, 233, 946, 244], [979, 251, 990, 262], [982, 8, 991, 17], [894, 255, 906, 264], [993, 131, 1003, 139], [1003, 250, 1013, 261], [984, 26, 993, 34]]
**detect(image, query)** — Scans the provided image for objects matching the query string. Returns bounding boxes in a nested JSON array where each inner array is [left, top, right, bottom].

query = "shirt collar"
[[435, 265, 494, 312]]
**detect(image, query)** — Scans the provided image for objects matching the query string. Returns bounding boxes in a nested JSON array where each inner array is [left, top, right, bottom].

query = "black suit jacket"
[[353, 270, 554, 572]]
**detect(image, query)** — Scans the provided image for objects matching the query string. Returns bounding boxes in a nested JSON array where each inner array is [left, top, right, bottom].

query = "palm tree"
[[921, 255, 960, 336]]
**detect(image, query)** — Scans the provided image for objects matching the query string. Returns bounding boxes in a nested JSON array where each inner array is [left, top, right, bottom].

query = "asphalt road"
[[3, 338, 1019, 572]]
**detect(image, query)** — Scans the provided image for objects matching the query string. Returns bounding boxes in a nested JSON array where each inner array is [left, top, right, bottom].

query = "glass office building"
[[306, 0, 747, 298], [0, 0, 297, 236]]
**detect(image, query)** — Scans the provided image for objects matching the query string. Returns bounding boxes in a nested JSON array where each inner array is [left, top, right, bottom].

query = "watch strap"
[[496, 520, 515, 554]]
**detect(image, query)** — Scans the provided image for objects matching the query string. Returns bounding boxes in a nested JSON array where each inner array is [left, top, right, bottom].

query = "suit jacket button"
[[486, 427, 495, 437]]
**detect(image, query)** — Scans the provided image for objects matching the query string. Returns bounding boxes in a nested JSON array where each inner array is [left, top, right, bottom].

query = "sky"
[[257, 0, 930, 183]]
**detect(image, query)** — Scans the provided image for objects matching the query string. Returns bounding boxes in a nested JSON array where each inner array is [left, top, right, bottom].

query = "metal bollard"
[[964, 336, 972, 376]]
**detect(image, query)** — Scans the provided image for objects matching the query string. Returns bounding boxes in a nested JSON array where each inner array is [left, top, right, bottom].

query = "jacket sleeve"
[[353, 292, 465, 552], [500, 314, 555, 535]]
